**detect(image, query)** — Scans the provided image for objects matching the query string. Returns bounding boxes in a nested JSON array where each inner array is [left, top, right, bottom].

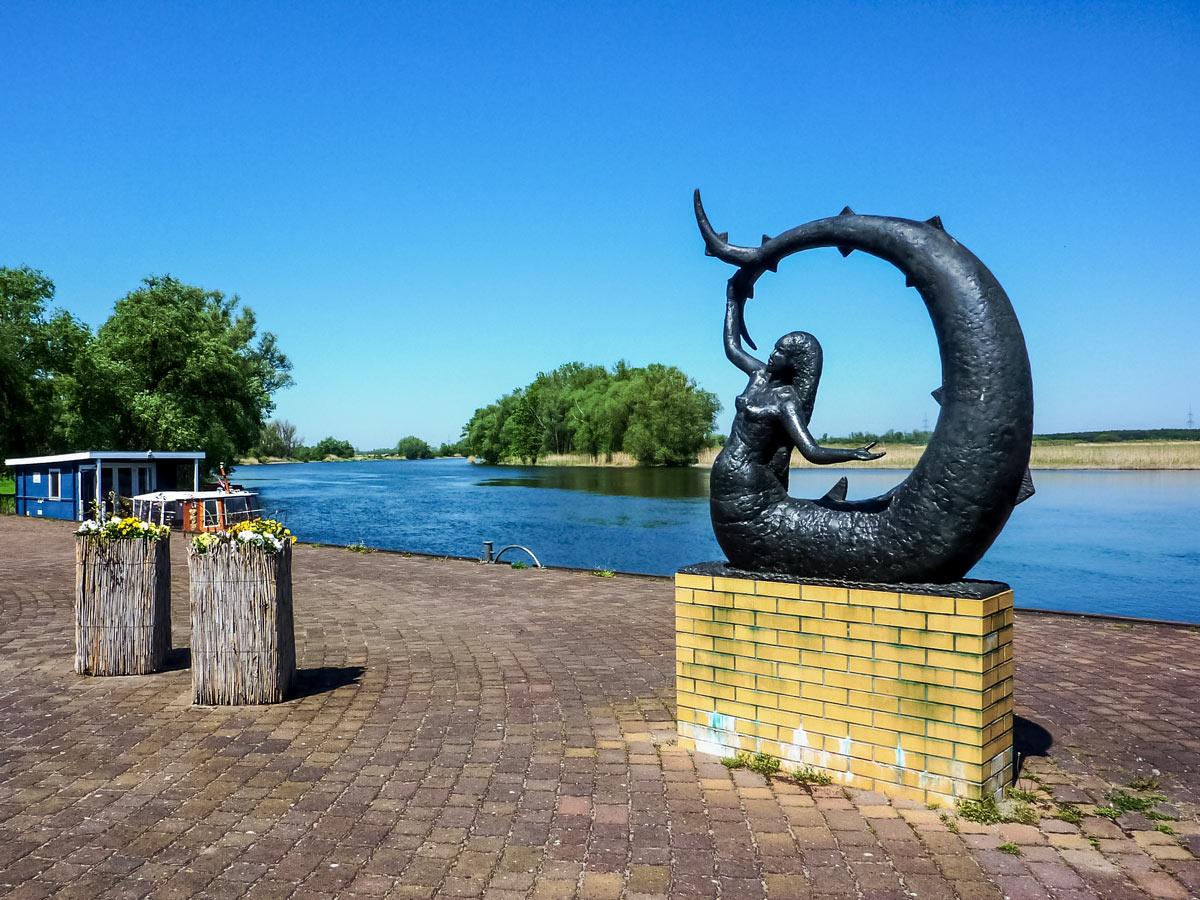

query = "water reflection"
[[475, 465, 711, 499]]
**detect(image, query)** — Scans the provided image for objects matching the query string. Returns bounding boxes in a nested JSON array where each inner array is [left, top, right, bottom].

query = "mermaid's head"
[[768, 331, 823, 420]]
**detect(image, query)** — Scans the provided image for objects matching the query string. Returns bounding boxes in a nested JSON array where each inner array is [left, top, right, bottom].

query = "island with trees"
[[460, 361, 722, 466]]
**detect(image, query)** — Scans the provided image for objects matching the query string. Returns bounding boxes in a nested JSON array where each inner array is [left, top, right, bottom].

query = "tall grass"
[[494, 442, 1200, 470], [786, 441, 1200, 470]]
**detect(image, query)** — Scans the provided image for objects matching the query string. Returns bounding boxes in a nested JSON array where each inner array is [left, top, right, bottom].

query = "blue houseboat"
[[3, 451, 206, 521]]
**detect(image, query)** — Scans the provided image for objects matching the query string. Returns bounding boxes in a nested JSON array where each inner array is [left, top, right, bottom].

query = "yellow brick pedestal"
[[675, 564, 1014, 805]]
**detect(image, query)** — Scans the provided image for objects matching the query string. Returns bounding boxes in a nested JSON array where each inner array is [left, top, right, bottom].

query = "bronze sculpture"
[[696, 191, 1034, 584]]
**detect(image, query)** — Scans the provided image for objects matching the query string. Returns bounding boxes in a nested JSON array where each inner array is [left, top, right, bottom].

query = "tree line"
[[249, 425, 466, 462], [462, 361, 721, 466], [1, 267, 292, 478]]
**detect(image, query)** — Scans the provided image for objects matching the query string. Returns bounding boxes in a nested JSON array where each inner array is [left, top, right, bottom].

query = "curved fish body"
[[700, 198, 1033, 583]]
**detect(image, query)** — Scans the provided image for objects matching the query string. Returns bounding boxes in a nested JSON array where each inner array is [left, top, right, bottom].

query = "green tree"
[[314, 436, 355, 459], [0, 266, 91, 461], [255, 419, 301, 458], [395, 435, 434, 459], [622, 364, 721, 466], [75, 275, 292, 477], [461, 360, 719, 466]]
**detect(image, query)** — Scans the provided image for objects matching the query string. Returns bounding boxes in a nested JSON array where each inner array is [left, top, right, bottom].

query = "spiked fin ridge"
[[820, 476, 849, 503], [703, 231, 730, 257]]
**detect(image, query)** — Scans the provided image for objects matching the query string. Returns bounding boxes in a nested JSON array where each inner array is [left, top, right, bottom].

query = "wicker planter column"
[[188, 541, 295, 704], [75, 536, 172, 675]]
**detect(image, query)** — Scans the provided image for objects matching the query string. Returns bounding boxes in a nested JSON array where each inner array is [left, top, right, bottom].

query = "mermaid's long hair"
[[771, 331, 823, 424]]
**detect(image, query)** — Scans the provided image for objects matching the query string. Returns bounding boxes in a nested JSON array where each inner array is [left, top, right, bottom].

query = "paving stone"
[[2, 518, 1198, 900]]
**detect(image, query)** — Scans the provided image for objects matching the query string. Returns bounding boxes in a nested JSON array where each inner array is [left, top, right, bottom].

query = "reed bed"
[[788, 441, 1200, 470], [188, 541, 295, 705], [74, 537, 171, 675], [474, 441, 1200, 470]]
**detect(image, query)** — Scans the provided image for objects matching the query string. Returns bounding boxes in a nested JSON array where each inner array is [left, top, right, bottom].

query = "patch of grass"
[[590, 569, 616, 578], [1106, 789, 1166, 813], [997, 842, 1022, 856], [956, 797, 1004, 825], [1128, 776, 1159, 791], [939, 813, 959, 833], [747, 752, 781, 776], [1155, 823, 1175, 835], [510, 561, 528, 569], [792, 765, 833, 785], [925, 801, 941, 810], [1010, 802, 1039, 825], [1145, 810, 1178, 821], [1088, 837, 1101, 849], [1093, 806, 1120, 820], [345, 541, 375, 553], [721, 752, 751, 769], [1007, 788, 1040, 803], [1053, 804, 1083, 825]]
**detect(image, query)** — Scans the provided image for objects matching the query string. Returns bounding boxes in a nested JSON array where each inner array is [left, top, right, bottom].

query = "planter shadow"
[[291, 665, 366, 700]]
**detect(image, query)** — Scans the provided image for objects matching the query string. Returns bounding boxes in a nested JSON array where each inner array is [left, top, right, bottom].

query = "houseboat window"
[[48, 470, 61, 500], [203, 500, 222, 527]]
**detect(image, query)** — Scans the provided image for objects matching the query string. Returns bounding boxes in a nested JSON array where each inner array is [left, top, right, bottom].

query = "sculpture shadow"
[[291, 665, 367, 700], [1013, 715, 1054, 782]]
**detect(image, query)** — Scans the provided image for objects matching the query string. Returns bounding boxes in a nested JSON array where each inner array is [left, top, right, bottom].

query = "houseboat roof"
[[4, 450, 205, 466], [132, 490, 254, 502]]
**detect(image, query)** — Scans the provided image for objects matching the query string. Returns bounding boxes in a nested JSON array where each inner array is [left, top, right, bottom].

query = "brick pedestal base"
[[675, 564, 1014, 805]]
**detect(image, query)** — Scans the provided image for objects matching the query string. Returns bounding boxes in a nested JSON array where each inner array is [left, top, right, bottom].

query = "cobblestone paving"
[[1, 516, 1198, 899]]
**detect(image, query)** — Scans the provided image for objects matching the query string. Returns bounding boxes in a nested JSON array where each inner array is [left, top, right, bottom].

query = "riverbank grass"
[[507, 441, 1200, 470]]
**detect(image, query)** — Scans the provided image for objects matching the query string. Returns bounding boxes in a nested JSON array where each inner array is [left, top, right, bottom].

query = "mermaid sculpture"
[[698, 191, 1034, 584]]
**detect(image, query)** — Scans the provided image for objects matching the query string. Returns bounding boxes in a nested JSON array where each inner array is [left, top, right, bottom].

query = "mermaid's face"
[[768, 341, 803, 373]]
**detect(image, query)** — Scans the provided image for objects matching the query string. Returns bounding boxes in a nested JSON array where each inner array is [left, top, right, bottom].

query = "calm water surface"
[[239, 459, 1199, 623]]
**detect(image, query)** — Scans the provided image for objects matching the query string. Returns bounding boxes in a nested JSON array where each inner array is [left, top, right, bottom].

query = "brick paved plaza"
[[2, 516, 1198, 899]]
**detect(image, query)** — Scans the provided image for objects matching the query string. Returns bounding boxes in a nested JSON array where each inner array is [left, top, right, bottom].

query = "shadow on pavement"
[[291, 665, 367, 699], [1014, 714, 1054, 781]]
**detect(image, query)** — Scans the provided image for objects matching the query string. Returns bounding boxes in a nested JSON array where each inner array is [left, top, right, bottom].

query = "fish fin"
[[1016, 467, 1035, 504], [925, 215, 945, 230], [931, 386, 945, 406], [839, 206, 856, 216], [837, 246, 854, 257], [739, 318, 757, 351], [819, 476, 848, 503]]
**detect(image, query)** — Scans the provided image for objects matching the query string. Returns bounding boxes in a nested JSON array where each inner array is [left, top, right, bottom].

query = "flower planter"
[[74, 534, 171, 675], [188, 540, 295, 704]]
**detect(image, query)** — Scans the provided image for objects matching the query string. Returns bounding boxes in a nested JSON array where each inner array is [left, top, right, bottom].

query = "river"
[[237, 458, 1200, 623]]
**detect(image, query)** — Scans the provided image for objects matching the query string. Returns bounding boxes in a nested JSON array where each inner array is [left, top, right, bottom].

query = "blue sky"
[[3, 1, 1198, 450]]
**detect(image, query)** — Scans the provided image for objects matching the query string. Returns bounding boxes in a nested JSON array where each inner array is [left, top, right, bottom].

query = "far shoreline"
[[236, 441, 1200, 472]]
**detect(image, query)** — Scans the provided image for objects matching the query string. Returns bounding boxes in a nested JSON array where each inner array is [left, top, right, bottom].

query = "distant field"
[[785, 440, 1200, 470], [522, 441, 1200, 470]]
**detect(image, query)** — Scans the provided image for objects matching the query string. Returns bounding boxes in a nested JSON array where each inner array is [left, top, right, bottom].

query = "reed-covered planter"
[[75, 530, 171, 675], [188, 538, 295, 704]]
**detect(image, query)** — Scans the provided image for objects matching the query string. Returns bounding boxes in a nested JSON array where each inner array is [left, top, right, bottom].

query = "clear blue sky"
[[4, 1, 1198, 450]]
